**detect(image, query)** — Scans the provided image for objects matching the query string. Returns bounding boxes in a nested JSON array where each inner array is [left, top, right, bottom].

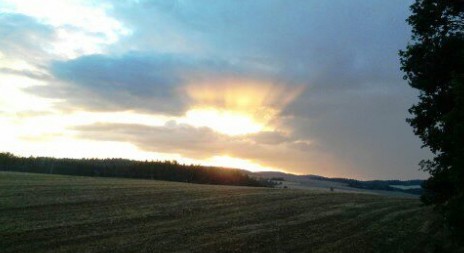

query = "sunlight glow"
[[181, 108, 265, 136], [185, 79, 304, 114], [206, 155, 278, 172], [183, 79, 304, 136], [0, 71, 296, 173], [0, 75, 55, 112], [3, 111, 169, 141]]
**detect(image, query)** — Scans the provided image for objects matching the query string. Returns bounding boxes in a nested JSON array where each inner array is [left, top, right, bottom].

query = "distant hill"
[[252, 171, 424, 196], [0, 152, 424, 195], [305, 175, 424, 195]]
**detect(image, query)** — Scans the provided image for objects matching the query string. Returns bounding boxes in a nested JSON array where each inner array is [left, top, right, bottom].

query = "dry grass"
[[0, 171, 441, 252]]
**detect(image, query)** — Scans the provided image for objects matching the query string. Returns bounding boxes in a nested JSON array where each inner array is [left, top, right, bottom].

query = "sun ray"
[[179, 107, 265, 135], [182, 78, 304, 136]]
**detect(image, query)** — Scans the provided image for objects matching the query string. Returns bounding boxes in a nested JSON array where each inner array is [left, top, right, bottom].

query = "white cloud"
[[1, 0, 129, 58]]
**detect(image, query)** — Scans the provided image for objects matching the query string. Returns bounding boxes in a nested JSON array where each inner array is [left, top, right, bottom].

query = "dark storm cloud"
[[109, 0, 412, 87], [286, 89, 431, 179]]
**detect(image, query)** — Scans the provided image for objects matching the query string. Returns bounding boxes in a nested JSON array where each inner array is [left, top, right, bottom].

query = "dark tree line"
[[400, 0, 464, 244], [0, 152, 270, 187]]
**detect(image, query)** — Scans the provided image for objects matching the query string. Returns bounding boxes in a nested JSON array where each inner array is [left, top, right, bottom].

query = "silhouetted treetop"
[[400, 0, 464, 243]]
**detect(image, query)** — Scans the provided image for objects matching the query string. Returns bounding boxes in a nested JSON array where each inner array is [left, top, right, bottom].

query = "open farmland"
[[0, 172, 441, 252]]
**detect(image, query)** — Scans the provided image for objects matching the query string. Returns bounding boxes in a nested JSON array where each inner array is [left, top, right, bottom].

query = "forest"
[[0, 153, 269, 187]]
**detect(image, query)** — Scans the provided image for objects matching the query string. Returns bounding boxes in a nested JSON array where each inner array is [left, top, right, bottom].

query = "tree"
[[400, 0, 464, 241]]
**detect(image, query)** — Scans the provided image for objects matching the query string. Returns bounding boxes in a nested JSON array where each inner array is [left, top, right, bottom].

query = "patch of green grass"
[[0, 172, 441, 252]]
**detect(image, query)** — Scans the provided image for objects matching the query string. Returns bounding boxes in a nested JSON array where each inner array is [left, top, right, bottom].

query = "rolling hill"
[[252, 171, 424, 197]]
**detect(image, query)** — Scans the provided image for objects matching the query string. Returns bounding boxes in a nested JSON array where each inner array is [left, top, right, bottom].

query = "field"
[[0, 172, 440, 252]]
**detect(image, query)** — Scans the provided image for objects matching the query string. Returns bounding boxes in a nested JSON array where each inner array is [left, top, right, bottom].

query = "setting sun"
[[206, 155, 277, 172], [181, 79, 304, 136], [1, 0, 449, 251]]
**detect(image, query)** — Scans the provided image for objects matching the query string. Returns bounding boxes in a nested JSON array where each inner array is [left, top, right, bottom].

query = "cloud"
[[0, 13, 54, 65], [36, 0, 416, 115], [48, 53, 193, 114], [286, 88, 431, 179], [0, 67, 51, 81], [73, 121, 341, 175], [32, 51, 302, 115], [109, 0, 412, 86], [1, 0, 128, 58], [1, 0, 432, 179], [249, 131, 291, 145]]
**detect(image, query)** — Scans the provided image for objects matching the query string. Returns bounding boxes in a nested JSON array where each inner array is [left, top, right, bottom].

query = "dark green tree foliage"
[[400, 0, 464, 240], [0, 153, 269, 187]]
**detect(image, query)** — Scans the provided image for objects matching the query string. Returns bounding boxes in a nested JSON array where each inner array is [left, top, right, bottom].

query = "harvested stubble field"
[[0, 171, 439, 252]]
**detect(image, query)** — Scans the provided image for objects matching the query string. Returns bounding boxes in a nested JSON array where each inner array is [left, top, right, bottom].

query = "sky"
[[0, 0, 432, 179]]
